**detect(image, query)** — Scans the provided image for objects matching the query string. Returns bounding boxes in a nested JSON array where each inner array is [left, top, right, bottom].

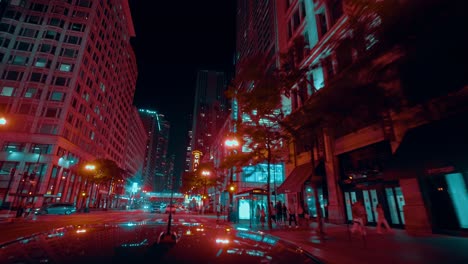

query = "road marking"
[[178, 219, 185, 222]]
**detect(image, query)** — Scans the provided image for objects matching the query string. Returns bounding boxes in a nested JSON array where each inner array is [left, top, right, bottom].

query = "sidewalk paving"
[[232, 220, 468, 264]]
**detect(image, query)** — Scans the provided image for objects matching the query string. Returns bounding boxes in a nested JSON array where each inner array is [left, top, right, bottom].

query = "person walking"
[[269, 202, 276, 224], [255, 204, 261, 224], [275, 201, 283, 224], [375, 203, 392, 234], [288, 204, 298, 228], [260, 205, 266, 228], [282, 203, 288, 225], [350, 200, 367, 236]]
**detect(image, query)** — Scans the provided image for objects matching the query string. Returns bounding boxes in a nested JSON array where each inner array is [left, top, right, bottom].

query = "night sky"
[[128, 1, 236, 177]]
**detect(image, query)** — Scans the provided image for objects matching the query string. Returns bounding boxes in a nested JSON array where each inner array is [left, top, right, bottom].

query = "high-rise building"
[[236, 0, 278, 71], [138, 109, 170, 192], [190, 70, 228, 169], [125, 107, 147, 185], [184, 129, 192, 173], [0, 0, 138, 208]]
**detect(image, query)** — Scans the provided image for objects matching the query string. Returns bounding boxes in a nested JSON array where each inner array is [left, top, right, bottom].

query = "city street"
[[0, 210, 222, 245], [2, 210, 468, 264]]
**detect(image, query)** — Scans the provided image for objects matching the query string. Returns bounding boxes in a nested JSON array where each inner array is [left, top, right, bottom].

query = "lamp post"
[[224, 137, 240, 222], [82, 164, 96, 212], [201, 170, 210, 211]]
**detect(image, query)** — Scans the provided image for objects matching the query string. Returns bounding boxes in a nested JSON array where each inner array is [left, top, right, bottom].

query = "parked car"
[[35, 203, 77, 215], [165, 204, 176, 214], [150, 204, 162, 213]]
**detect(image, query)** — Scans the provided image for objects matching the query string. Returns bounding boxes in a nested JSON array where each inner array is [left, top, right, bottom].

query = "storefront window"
[[304, 185, 327, 218], [242, 163, 284, 183], [446, 173, 468, 228], [385, 188, 400, 224]]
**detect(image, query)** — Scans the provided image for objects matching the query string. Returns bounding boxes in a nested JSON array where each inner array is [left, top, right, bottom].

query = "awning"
[[384, 114, 468, 180], [277, 163, 312, 194]]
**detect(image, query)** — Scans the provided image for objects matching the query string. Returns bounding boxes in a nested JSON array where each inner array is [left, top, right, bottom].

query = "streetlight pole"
[[201, 170, 210, 214], [224, 137, 239, 222]]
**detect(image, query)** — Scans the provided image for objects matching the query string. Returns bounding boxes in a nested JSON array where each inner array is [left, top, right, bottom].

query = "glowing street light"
[[85, 164, 96, 171], [0, 117, 6, 126], [224, 138, 240, 148]]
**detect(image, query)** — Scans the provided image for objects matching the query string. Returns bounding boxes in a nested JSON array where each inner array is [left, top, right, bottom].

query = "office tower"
[[138, 109, 170, 192], [0, 0, 137, 208], [190, 70, 228, 170]]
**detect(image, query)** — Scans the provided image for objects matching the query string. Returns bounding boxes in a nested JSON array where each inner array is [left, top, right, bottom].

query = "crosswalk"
[[141, 217, 210, 224]]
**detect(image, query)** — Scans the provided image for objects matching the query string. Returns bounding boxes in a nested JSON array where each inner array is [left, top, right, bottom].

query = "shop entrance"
[[344, 186, 405, 227]]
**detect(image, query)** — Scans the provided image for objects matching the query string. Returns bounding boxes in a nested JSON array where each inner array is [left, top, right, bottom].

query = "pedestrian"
[[269, 202, 276, 224], [297, 204, 304, 226], [255, 204, 261, 224], [282, 203, 288, 225], [275, 201, 283, 224], [375, 204, 392, 234], [260, 205, 266, 227], [288, 204, 298, 227], [350, 201, 366, 236]]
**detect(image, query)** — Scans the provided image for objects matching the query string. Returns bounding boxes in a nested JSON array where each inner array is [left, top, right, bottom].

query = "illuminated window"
[[2, 142, 24, 152], [30, 144, 51, 154], [12, 55, 27, 65], [0, 86, 14, 96], [50, 91, 64, 101], [24, 87, 41, 99], [44, 30, 60, 40], [59, 63, 72, 72], [35, 58, 47, 67]]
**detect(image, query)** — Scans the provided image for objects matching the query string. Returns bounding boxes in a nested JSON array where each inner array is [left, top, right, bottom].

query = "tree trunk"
[[310, 134, 325, 239], [267, 143, 273, 229]]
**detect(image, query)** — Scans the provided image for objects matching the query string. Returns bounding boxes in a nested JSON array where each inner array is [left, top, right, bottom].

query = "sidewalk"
[[232, 220, 468, 264], [0, 209, 16, 223]]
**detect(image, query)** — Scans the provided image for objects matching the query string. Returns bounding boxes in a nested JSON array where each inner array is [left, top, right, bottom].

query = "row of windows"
[[1, 86, 66, 102], [0, 38, 81, 57], [1, 19, 86, 35], [2, 142, 51, 154], [7, 54, 74, 71], [1, 69, 73, 85]]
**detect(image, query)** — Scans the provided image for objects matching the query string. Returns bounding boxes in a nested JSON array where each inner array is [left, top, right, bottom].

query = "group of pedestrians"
[[350, 200, 393, 236], [255, 201, 306, 228], [254, 199, 393, 235]]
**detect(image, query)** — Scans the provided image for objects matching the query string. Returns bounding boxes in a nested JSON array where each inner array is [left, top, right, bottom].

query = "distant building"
[[184, 130, 193, 173], [190, 70, 229, 170], [0, 0, 137, 208], [138, 109, 170, 192], [125, 107, 147, 185]]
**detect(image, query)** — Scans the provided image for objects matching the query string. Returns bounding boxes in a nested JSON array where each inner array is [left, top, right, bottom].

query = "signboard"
[[192, 150, 202, 171]]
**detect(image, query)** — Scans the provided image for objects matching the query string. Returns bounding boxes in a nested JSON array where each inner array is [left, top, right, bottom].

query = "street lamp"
[[82, 163, 96, 212], [0, 117, 6, 126], [85, 164, 96, 171], [224, 137, 240, 222], [201, 170, 211, 214]]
